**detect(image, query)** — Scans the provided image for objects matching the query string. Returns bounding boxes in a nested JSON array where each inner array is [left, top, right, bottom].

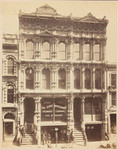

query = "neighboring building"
[[107, 63, 117, 135], [2, 34, 18, 142], [2, 4, 116, 146]]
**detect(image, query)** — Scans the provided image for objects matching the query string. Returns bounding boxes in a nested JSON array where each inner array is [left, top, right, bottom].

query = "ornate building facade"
[[2, 4, 116, 146]]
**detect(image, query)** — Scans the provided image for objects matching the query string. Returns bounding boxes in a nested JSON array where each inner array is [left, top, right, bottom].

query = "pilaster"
[[82, 66, 85, 89], [19, 96, 25, 125]]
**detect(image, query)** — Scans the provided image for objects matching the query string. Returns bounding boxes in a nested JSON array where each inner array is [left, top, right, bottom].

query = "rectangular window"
[[111, 93, 116, 106], [58, 79, 66, 89], [42, 50, 50, 60], [7, 89, 14, 103], [85, 100, 92, 114], [93, 44, 100, 61], [111, 74, 116, 87], [73, 43, 79, 60], [41, 99, 67, 122], [74, 80, 80, 89], [85, 99, 102, 115]]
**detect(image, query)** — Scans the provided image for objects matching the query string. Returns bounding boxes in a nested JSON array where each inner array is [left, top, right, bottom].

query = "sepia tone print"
[[1, 1, 117, 149]]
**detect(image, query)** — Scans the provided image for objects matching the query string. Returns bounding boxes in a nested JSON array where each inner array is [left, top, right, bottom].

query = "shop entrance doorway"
[[85, 124, 101, 141], [41, 126, 67, 144], [24, 98, 35, 123], [110, 114, 116, 133]]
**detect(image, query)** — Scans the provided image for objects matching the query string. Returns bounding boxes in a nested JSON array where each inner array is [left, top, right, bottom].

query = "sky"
[[2, 0, 117, 63]]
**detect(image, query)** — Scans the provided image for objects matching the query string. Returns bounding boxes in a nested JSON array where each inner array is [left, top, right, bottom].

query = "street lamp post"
[[55, 128, 58, 147]]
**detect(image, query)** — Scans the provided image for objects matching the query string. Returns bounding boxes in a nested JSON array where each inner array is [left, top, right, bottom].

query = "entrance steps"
[[22, 127, 36, 145], [74, 123, 85, 146]]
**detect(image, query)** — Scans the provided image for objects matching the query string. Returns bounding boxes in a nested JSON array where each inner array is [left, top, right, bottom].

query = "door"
[[5, 122, 13, 135], [24, 98, 35, 123], [74, 98, 81, 122], [85, 124, 101, 141]]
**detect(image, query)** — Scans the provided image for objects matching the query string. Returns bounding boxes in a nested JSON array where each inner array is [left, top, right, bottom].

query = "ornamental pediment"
[[35, 4, 58, 16], [39, 31, 54, 36], [79, 13, 101, 23]]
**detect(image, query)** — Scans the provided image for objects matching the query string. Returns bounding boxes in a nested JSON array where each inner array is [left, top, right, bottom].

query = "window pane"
[[42, 69, 50, 89], [58, 43, 66, 60], [8, 58, 14, 74], [94, 53, 100, 61], [83, 44, 90, 61], [95, 69, 101, 89], [26, 41, 34, 59], [93, 44, 100, 61], [111, 93, 116, 106], [85, 99, 92, 114], [42, 42, 50, 59], [41, 99, 53, 121], [111, 74, 116, 87], [85, 69, 91, 89], [74, 69, 80, 89], [55, 99, 67, 121], [73, 43, 79, 60], [92, 99, 101, 114], [26, 68, 34, 89], [58, 69, 66, 89], [7, 86, 14, 103]]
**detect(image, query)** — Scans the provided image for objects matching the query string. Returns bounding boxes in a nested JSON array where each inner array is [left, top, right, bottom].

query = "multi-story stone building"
[[2, 34, 18, 142], [2, 4, 116, 146], [107, 63, 116, 136]]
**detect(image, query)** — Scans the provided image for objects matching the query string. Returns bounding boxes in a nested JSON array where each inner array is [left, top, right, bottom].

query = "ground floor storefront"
[[2, 93, 108, 145]]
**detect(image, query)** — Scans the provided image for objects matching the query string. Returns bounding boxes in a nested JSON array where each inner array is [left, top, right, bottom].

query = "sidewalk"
[[2, 134, 117, 149]]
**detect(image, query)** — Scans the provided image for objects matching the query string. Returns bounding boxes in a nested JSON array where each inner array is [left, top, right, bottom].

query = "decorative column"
[[23, 39, 26, 59], [67, 67, 70, 91], [81, 96, 85, 127], [69, 38, 73, 61], [101, 40, 106, 62], [53, 38, 58, 60], [70, 64, 74, 91], [35, 41, 39, 60], [82, 66, 85, 90], [90, 41, 94, 61], [34, 66, 41, 91], [51, 42, 55, 60], [39, 41, 42, 60], [51, 66, 57, 90], [67, 94, 74, 130], [102, 97, 108, 140], [18, 96, 25, 125], [20, 65, 25, 90], [20, 38, 25, 59], [80, 39, 84, 61], [37, 97, 42, 146], [92, 66, 95, 90], [104, 69, 107, 91]]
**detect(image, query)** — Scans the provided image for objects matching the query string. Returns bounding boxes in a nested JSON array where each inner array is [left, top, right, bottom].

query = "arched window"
[[7, 58, 14, 75], [7, 85, 14, 103], [42, 68, 50, 89], [85, 69, 91, 89], [83, 44, 91, 61], [58, 69, 66, 89], [42, 42, 50, 59], [93, 44, 100, 61], [26, 41, 34, 59], [95, 69, 101, 89], [4, 113, 15, 120], [74, 69, 80, 89], [73, 43, 80, 60], [58, 43, 66, 60], [26, 68, 34, 89]]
